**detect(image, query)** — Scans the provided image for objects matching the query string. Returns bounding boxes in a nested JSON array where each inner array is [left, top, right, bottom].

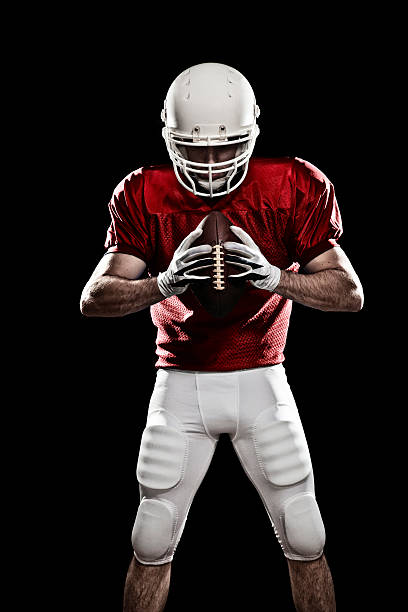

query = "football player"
[[80, 62, 364, 612]]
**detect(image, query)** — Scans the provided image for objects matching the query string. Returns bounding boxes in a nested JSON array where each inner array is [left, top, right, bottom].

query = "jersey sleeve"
[[289, 159, 343, 268], [104, 168, 152, 263]]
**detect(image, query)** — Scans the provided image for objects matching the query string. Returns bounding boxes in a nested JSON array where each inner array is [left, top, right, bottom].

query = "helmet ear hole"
[[162, 62, 260, 197]]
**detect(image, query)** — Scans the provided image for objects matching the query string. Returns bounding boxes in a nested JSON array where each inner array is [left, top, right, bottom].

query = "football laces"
[[212, 244, 225, 291]]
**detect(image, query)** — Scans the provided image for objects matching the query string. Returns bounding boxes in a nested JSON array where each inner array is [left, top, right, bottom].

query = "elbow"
[[80, 284, 101, 317], [354, 290, 364, 312], [347, 285, 364, 312], [80, 301, 92, 317], [80, 279, 125, 318], [351, 280, 364, 311], [323, 282, 364, 312], [80, 294, 97, 317], [342, 273, 365, 312]]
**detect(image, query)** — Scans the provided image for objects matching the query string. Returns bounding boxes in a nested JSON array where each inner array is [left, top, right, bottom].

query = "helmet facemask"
[[163, 130, 258, 197]]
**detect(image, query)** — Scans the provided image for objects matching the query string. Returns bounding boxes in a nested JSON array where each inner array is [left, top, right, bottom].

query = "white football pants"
[[132, 364, 326, 564]]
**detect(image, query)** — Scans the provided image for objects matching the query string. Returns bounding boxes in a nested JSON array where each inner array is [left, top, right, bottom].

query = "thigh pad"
[[253, 408, 312, 486], [137, 410, 188, 490]]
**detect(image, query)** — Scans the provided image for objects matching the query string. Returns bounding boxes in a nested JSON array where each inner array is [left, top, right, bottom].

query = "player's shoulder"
[[250, 156, 327, 183], [291, 157, 331, 189], [112, 164, 174, 196], [142, 163, 174, 177], [250, 156, 327, 185], [112, 166, 144, 197]]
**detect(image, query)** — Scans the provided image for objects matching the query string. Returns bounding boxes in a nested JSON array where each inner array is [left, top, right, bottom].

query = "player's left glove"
[[224, 225, 281, 292]]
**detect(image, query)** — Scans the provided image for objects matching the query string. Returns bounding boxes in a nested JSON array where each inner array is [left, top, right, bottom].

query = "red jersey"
[[104, 157, 343, 371]]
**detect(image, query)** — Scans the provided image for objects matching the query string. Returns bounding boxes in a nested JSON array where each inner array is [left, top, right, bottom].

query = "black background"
[[35, 12, 392, 611]]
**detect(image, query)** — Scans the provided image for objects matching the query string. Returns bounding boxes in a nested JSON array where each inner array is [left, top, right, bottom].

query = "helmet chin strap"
[[195, 167, 235, 194], [196, 176, 228, 192]]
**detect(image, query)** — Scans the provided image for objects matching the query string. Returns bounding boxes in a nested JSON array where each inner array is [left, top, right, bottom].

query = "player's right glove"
[[157, 216, 214, 298]]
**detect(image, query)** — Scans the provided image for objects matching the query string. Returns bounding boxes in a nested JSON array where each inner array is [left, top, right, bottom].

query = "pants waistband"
[[158, 364, 283, 376]]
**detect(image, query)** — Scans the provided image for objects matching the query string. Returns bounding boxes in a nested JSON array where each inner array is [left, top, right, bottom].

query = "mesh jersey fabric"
[[104, 157, 343, 371]]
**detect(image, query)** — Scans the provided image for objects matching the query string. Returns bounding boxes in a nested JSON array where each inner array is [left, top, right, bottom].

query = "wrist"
[[157, 271, 173, 298], [268, 264, 281, 292]]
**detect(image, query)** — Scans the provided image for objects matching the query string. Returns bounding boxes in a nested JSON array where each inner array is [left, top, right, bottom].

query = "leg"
[[124, 369, 217, 611], [123, 557, 171, 612], [230, 365, 332, 604], [287, 554, 336, 611]]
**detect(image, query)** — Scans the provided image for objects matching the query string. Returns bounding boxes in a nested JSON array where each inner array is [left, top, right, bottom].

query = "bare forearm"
[[80, 276, 164, 317], [274, 268, 363, 312]]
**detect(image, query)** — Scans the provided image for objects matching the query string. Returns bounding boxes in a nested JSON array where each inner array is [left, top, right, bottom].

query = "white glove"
[[157, 216, 213, 298], [223, 225, 281, 292]]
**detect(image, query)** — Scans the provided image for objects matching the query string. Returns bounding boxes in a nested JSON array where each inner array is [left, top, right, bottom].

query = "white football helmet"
[[161, 62, 260, 198]]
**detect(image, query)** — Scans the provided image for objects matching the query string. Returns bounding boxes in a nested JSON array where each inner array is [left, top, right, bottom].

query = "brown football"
[[189, 211, 247, 318]]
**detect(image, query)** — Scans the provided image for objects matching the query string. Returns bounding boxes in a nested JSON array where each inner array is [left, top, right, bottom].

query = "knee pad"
[[282, 493, 326, 560], [133, 410, 187, 564], [137, 410, 188, 490], [253, 409, 312, 486], [131, 497, 177, 564]]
